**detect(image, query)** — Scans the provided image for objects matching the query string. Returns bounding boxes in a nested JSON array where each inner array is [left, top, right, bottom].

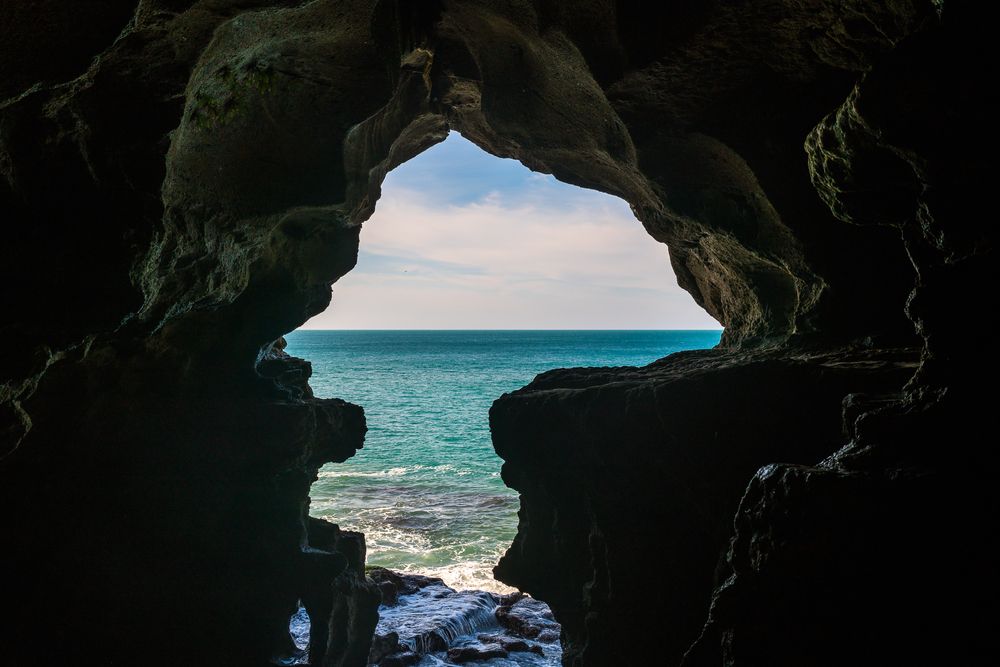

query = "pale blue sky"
[[303, 132, 720, 330]]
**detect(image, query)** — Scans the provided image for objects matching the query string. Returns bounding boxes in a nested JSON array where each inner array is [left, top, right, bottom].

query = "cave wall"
[[1, 1, 393, 663], [683, 7, 998, 664], [490, 348, 918, 665], [1, 1, 993, 665]]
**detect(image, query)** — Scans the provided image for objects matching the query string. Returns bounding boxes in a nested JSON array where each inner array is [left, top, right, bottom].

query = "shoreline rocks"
[[366, 569, 561, 666]]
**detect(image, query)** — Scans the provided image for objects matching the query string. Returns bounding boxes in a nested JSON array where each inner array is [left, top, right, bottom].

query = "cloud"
[[304, 134, 720, 330]]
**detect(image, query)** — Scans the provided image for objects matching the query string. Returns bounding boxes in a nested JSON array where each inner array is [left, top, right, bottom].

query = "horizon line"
[[291, 327, 725, 332]]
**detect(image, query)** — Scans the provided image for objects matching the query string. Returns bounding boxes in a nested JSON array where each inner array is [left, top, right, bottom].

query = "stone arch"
[[4, 1, 979, 666], [134, 4, 921, 662], [146, 0, 861, 357]]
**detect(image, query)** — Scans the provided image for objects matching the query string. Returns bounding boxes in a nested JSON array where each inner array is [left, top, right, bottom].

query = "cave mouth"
[[3, 1, 970, 666], [292, 131, 719, 592], [279, 133, 721, 663]]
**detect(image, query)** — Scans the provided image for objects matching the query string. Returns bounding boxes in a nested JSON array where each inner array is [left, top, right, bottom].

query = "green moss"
[[188, 61, 276, 131]]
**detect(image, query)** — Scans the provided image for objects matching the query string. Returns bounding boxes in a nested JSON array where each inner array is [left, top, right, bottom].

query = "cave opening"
[[3, 1, 973, 665], [279, 131, 721, 664]]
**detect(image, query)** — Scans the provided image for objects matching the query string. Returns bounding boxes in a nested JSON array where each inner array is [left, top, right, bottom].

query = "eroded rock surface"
[[306, 518, 382, 667], [1, 1, 993, 665], [369, 572, 559, 666], [491, 348, 917, 664]]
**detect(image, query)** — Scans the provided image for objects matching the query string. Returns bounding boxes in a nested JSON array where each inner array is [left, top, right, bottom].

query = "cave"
[[283, 130, 721, 665], [1, 2, 994, 666]]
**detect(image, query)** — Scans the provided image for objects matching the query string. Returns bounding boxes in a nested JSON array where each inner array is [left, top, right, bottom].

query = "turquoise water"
[[286, 330, 722, 592]]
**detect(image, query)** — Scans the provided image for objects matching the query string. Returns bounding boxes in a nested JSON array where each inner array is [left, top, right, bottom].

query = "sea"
[[285, 330, 722, 594]]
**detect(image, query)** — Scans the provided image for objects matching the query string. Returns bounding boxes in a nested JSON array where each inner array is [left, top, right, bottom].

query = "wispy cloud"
[[305, 134, 720, 330]]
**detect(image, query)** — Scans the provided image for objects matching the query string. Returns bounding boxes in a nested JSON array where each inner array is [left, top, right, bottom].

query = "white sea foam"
[[320, 511, 436, 554], [379, 584, 499, 653], [316, 463, 478, 479], [288, 330, 716, 667], [316, 466, 410, 479], [395, 561, 516, 594], [374, 584, 562, 667], [313, 504, 515, 593]]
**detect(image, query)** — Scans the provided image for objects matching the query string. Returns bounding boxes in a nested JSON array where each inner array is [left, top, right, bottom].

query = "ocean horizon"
[[286, 329, 722, 592], [294, 328, 724, 331]]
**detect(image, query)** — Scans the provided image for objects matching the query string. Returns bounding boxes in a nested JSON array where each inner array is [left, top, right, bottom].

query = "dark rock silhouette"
[[1, 1, 994, 665], [491, 348, 916, 664], [447, 644, 508, 663], [305, 518, 381, 667]]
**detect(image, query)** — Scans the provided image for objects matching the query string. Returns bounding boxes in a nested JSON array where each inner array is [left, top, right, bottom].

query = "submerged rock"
[[494, 597, 559, 641], [378, 651, 421, 667], [446, 644, 509, 662], [477, 634, 545, 655], [534, 631, 560, 645], [368, 570, 561, 666], [368, 631, 403, 664], [368, 566, 447, 608]]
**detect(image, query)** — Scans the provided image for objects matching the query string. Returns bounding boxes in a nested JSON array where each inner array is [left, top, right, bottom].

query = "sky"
[[302, 132, 720, 330]]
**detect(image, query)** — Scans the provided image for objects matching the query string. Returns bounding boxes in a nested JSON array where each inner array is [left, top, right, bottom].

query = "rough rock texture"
[[491, 348, 917, 664], [367, 572, 556, 665], [494, 595, 561, 643], [681, 7, 998, 665], [367, 566, 447, 608], [307, 518, 382, 667], [1, 1, 993, 666]]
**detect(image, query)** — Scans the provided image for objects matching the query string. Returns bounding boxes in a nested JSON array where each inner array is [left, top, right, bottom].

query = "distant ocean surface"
[[285, 330, 722, 593]]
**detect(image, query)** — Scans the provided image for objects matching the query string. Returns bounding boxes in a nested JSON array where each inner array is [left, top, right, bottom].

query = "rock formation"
[[1, 1, 993, 665], [491, 348, 917, 664], [365, 570, 556, 665]]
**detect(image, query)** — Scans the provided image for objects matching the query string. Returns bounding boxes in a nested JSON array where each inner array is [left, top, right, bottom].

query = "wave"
[[388, 561, 514, 595], [316, 511, 511, 591], [317, 466, 410, 479], [476, 495, 516, 508], [316, 463, 479, 479], [384, 586, 499, 654]]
